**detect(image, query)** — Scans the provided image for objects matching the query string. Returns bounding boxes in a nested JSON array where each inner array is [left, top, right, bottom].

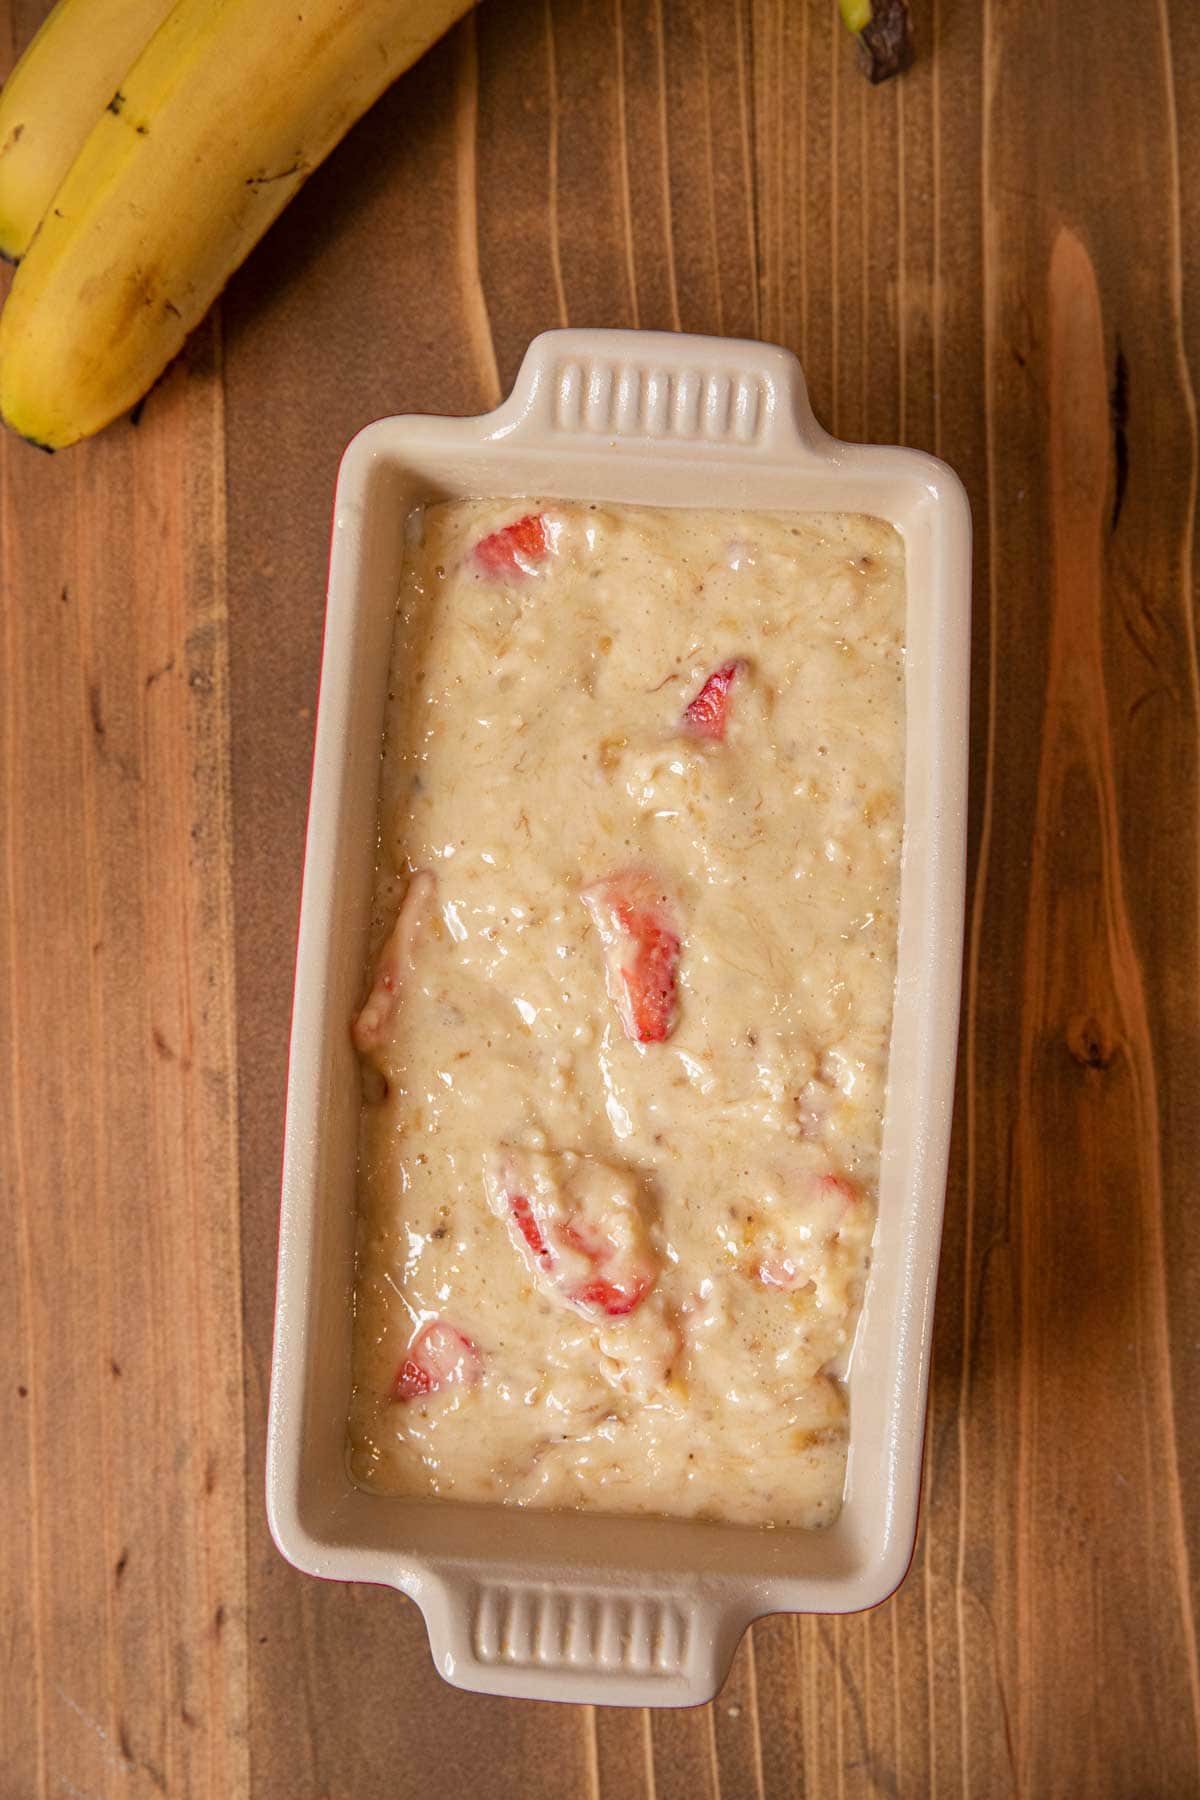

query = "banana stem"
[[840, 0, 913, 83]]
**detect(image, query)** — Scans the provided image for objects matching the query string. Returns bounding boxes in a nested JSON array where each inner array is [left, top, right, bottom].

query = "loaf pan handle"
[[486, 326, 837, 462], [417, 1570, 752, 1708]]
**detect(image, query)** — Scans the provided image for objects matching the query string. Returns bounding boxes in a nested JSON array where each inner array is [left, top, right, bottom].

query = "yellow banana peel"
[[0, 0, 176, 262], [0, 0, 474, 448]]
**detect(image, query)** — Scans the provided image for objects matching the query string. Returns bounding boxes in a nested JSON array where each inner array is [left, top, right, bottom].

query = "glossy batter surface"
[[347, 500, 905, 1529]]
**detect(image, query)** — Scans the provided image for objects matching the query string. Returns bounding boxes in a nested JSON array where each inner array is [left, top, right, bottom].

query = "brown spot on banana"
[[245, 161, 310, 188]]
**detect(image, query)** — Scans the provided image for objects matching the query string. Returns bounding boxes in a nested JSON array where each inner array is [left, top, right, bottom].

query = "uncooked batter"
[[347, 499, 905, 1530]]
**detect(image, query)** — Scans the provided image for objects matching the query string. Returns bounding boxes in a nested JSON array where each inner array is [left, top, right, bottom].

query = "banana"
[[0, 0, 177, 262], [0, 0, 474, 448]]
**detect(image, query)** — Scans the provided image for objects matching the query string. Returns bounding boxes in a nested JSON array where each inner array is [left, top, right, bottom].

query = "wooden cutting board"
[[2, 1, 1198, 1793]]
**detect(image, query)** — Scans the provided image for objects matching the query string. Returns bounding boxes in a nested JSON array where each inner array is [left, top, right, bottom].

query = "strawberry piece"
[[392, 1357, 437, 1401], [581, 872, 680, 1044], [557, 1218, 653, 1317], [485, 1150, 659, 1321], [510, 1195, 551, 1261], [617, 907, 679, 1043], [391, 1320, 482, 1403], [572, 1273, 652, 1317], [682, 659, 744, 741], [474, 512, 550, 576]]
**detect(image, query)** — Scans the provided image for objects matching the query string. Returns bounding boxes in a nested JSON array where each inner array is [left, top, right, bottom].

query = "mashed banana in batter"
[[347, 499, 904, 1530]]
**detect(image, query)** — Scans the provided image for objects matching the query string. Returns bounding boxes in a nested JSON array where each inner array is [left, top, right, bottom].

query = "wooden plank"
[[0, 300, 248, 1800], [976, 1, 1200, 1786], [590, 1702, 655, 1798], [1166, 0, 1200, 1670]]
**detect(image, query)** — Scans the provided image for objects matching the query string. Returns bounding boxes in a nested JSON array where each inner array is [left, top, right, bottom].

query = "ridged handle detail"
[[470, 1582, 691, 1678], [551, 356, 768, 444]]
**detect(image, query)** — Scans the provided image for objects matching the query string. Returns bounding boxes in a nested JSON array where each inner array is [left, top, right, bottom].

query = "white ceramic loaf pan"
[[266, 328, 971, 1708]]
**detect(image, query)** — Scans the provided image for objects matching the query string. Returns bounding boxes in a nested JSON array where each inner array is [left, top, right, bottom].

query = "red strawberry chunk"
[[485, 1149, 660, 1321], [614, 903, 679, 1042], [570, 1271, 653, 1317], [392, 1357, 436, 1401], [581, 873, 681, 1044], [510, 1195, 551, 1261], [474, 512, 550, 576], [556, 1219, 652, 1316], [683, 659, 744, 740], [391, 1320, 482, 1402]]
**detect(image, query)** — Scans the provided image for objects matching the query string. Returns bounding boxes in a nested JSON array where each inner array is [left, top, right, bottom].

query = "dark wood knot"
[[1065, 1014, 1118, 1070]]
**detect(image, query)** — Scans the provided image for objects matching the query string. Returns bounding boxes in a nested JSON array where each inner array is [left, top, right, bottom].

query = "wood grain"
[[0, 303, 247, 1790], [3, 0, 1200, 1794]]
